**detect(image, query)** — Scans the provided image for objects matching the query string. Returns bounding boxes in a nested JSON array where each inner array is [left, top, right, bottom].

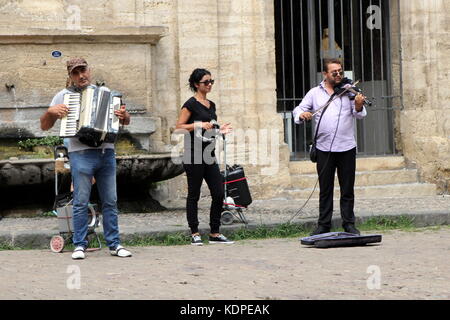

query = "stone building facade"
[[396, 0, 449, 192], [0, 0, 448, 204]]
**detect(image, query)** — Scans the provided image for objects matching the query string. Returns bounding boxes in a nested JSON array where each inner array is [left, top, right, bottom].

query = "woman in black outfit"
[[175, 68, 233, 245]]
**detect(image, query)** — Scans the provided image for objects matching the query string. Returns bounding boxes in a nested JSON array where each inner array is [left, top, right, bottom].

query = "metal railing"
[[275, 0, 402, 160]]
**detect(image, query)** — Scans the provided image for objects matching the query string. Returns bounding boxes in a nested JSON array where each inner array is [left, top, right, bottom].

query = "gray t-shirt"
[[50, 87, 115, 153]]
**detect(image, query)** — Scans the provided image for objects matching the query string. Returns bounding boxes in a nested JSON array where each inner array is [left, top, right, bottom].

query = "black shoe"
[[344, 225, 361, 235], [191, 234, 203, 246], [310, 226, 331, 236], [209, 234, 234, 244]]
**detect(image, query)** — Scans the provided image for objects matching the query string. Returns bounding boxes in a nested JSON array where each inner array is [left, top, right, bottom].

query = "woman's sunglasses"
[[199, 79, 215, 86]]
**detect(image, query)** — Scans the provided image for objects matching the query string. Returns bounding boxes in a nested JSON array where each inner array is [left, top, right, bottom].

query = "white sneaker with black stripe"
[[191, 234, 203, 246], [110, 245, 132, 257]]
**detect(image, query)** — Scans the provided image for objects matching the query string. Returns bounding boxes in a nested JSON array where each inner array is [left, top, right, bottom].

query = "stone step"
[[289, 156, 407, 174], [290, 169, 419, 189], [283, 183, 437, 199]]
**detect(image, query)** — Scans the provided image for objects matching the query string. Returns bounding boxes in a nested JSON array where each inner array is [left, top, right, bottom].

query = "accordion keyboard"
[[60, 93, 81, 137]]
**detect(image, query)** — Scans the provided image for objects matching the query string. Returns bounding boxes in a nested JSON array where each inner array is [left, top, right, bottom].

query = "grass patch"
[[0, 243, 23, 251], [125, 233, 192, 247], [114, 139, 144, 156], [121, 224, 311, 248], [0, 136, 151, 161], [0, 216, 448, 251], [0, 242, 34, 251], [63, 222, 450, 250], [0, 141, 53, 160], [231, 223, 310, 241], [57, 233, 195, 249], [18, 136, 63, 151], [358, 215, 415, 231], [121, 216, 444, 247], [36, 211, 58, 218]]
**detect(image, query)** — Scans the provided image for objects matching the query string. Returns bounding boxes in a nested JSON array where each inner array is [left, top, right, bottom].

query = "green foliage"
[[38, 211, 57, 218], [0, 242, 31, 251], [231, 223, 309, 241], [18, 136, 63, 151], [119, 217, 430, 247], [124, 233, 192, 247], [359, 215, 415, 231], [0, 217, 448, 251]]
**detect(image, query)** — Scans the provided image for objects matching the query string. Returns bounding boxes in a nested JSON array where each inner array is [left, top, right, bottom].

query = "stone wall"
[[399, 0, 450, 192], [0, 0, 292, 202], [175, 0, 291, 199], [0, 0, 447, 201]]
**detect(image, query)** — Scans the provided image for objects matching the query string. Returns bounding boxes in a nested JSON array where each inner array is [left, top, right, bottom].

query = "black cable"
[[287, 96, 344, 223]]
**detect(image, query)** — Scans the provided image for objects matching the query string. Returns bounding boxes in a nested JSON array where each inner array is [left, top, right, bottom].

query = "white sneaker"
[[110, 245, 132, 257], [191, 234, 203, 246], [72, 246, 86, 260]]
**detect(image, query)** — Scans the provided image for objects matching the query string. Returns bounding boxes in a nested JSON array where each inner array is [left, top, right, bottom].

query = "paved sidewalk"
[[1, 195, 449, 249], [1, 229, 450, 299]]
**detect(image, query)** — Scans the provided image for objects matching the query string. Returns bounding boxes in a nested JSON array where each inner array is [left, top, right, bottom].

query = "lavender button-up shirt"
[[292, 81, 367, 152]]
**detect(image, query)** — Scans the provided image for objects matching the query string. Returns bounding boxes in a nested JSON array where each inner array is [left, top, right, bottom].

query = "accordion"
[[59, 85, 122, 147]]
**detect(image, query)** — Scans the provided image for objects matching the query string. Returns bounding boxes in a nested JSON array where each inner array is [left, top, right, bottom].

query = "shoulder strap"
[[312, 93, 336, 143]]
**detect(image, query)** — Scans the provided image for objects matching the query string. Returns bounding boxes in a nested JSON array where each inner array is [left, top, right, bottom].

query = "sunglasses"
[[331, 71, 344, 77], [199, 79, 215, 86]]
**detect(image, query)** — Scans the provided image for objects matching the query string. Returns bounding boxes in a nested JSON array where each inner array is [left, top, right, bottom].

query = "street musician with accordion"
[[40, 57, 132, 260]]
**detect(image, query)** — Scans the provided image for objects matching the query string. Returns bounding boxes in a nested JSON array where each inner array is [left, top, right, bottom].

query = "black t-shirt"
[[182, 97, 218, 159]]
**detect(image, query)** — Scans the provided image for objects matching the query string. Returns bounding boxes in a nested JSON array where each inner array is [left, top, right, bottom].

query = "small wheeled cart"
[[220, 134, 252, 226], [49, 145, 102, 253]]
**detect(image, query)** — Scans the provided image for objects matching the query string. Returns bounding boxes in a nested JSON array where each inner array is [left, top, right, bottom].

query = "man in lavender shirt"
[[292, 58, 367, 236]]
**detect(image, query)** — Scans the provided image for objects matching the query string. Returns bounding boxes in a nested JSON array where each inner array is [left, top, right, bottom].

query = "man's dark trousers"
[[316, 147, 357, 229]]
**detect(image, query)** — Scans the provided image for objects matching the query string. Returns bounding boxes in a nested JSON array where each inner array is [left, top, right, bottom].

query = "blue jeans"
[[69, 149, 120, 250]]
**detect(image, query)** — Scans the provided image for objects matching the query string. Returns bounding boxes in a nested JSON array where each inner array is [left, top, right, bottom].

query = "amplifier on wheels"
[[220, 132, 252, 225], [222, 164, 252, 208], [205, 121, 252, 225]]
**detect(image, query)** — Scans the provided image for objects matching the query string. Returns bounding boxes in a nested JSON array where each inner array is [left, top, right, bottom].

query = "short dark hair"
[[188, 68, 211, 92], [323, 58, 342, 72]]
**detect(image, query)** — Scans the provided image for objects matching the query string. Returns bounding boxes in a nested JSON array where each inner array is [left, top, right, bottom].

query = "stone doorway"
[[274, 0, 401, 160]]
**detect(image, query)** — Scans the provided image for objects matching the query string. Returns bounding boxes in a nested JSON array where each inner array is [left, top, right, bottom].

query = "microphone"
[[194, 120, 221, 142], [210, 119, 220, 130]]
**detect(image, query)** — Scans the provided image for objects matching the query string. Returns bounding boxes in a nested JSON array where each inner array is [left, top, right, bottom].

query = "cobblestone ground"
[[1, 228, 449, 300]]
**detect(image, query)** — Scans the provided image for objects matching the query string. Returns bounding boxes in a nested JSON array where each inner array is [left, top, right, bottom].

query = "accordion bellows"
[[60, 85, 122, 147]]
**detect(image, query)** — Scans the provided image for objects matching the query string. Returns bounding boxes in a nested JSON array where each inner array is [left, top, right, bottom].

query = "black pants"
[[316, 147, 356, 229], [183, 162, 224, 234]]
